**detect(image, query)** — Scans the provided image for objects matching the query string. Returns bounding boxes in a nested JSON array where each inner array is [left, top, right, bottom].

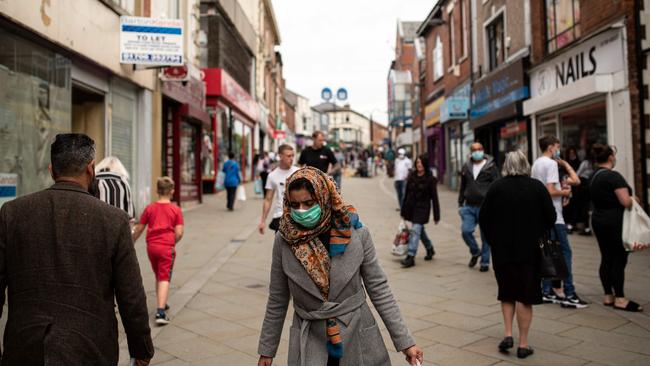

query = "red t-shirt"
[[139, 202, 184, 246]]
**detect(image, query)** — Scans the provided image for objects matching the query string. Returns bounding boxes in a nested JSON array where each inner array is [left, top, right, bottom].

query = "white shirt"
[[266, 165, 300, 218], [472, 160, 487, 180], [531, 156, 564, 224], [394, 157, 412, 181]]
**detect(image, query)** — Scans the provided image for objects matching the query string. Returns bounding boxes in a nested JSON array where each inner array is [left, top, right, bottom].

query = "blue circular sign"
[[336, 88, 348, 101], [321, 87, 333, 101]]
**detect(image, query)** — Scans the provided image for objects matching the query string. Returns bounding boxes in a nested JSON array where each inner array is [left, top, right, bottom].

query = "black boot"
[[424, 247, 435, 261], [401, 255, 415, 268]]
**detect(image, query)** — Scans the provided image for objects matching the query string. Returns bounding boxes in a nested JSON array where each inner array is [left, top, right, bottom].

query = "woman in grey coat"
[[258, 167, 423, 366]]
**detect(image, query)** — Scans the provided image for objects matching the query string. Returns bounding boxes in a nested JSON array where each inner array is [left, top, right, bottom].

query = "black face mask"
[[88, 176, 100, 198]]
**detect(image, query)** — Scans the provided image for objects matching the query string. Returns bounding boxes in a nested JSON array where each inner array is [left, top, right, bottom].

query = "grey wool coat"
[[258, 226, 415, 365], [0, 182, 154, 365]]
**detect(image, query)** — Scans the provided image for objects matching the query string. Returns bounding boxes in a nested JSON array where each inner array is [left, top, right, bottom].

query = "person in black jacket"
[[458, 142, 500, 272], [479, 150, 556, 359], [400, 155, 441, 268]]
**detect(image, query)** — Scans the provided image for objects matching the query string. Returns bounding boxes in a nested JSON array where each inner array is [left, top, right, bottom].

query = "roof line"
[[417, 0, 443, 36]]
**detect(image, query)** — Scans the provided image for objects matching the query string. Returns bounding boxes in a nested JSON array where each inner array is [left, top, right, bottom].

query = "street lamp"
[[321, 87, 348, 147]]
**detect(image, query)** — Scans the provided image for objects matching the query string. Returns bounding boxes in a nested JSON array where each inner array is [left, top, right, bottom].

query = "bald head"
[[470, 143, 484, 152]]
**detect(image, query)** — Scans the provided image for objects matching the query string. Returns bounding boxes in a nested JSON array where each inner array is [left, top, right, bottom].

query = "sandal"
[[613, 301, 644, 312]]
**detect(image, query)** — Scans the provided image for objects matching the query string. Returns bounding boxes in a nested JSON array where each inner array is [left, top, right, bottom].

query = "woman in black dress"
[[589, 144, 643, 312], [479, 150, 556, 359]]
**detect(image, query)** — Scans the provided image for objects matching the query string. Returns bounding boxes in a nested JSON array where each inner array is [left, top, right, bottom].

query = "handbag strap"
[[590, 168, 607, 188]]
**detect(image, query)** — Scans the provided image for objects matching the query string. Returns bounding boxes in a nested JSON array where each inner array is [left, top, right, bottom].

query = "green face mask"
[[291, 204, 322, 228]]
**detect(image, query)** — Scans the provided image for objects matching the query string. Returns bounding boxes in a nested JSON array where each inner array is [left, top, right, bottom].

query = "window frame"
[[484, 12, 505, 72], [433, 36, 444, 81], [545, 0, 581, 53]]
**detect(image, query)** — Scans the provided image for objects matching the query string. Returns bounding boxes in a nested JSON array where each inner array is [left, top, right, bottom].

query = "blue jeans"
[[407, 223, 434, 256], [395, 180, 406, 209], [542, 224, 575, 296], [332, 173, 342, 191], [460, 205, 490, 266]]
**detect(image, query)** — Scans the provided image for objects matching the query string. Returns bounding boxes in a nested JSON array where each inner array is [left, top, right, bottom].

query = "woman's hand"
[[402, 345, 423, 365], [258, 356, 273, 366]]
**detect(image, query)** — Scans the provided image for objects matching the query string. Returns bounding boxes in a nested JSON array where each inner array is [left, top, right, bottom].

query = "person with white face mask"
[[458, 142, 500, 272], [393, 148, 412, 210]]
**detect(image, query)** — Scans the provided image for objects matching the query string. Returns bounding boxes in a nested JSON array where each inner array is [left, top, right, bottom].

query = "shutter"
[[111, 89, 135, 179]]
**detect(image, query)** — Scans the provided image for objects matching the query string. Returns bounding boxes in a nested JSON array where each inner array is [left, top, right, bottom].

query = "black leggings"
[[226, 187, 237, 210], [592, 215, 628, 297]]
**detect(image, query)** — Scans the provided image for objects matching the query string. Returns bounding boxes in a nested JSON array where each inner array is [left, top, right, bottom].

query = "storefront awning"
[[425, 97, 445, 127], [203, 68, 260, 123]]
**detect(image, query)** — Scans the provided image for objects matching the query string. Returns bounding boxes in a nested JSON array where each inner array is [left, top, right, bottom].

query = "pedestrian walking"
[[479, 150, 557, 359], [332, 148, 346, 189], [132, 177, 184, 325], [257, 167, 423, 366], [258, 144, 299, 234], [531, 135, 588, 308], [589, 144, 643, 312], [95, 156, 135, 219], [257, 151, 271, 190], [0, 134, 153, 365], [400, 155, 441, 268], [458, 142, 499, 272], [223, 151, 242, 211], [299, 130, 339, 173], [393, 148, 412, 210]]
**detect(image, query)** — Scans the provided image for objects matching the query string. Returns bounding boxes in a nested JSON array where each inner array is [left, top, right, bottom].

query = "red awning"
[[203, 68, 259, 123]]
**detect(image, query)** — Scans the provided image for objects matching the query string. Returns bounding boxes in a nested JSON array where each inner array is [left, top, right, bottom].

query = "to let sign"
[[120, 16, 184, 66]]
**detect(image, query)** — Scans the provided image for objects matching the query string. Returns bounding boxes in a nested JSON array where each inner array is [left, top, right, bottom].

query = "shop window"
[[486, 15, 504, 72], [546, 0, 581, 53], [433, 36, 444, 80]]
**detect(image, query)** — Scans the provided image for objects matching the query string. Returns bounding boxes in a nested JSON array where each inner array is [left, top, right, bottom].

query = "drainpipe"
[[635, 0, 648, 210]]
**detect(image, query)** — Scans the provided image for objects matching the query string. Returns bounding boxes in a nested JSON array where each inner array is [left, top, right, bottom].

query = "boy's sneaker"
[[562, 294, 589, 309], [542, 292, 564, 304], [155, 311, 170, 325]]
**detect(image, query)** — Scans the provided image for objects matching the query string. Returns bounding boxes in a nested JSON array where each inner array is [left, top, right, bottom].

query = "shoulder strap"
[[590, 168, 607, 187]]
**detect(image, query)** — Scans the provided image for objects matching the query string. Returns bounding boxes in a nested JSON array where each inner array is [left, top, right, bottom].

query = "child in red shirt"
[[133, 177, 184, 325]]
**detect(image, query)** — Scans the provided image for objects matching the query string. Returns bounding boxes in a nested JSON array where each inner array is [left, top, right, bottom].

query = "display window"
[[499, 121, 528, 161], [180, 120, 200, 202]]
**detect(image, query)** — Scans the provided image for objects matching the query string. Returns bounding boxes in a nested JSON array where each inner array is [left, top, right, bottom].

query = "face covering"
[[471, 151, 484, 161], [291, 204, 322, 229], [554, 148, 561, 159]]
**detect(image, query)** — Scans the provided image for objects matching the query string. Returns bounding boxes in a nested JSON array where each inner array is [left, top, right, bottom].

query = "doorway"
[[72, 85, 105, 157]]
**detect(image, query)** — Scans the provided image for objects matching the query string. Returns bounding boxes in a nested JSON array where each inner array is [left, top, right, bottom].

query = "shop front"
[[162, 74, 210, 207], [203, 68, 259, 190], [470, 58, 529, 166], [441, 82, 472, 189], [424, 95, 445, 180], [524, 27, 633, 184]]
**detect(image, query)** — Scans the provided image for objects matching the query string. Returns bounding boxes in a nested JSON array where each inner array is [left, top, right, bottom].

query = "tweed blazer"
[[0, 182, 153, 365], [258, 226, 414, 366]]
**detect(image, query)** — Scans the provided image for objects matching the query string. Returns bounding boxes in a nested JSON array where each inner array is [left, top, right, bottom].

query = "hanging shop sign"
[[425, 97, 445, 127], [0, 173, 17, 209], [471, 58, 528, 126], [120, 16, 184, 66], [441, 83, 471, 123], [160, 65, 189, 82], [530, 28, 624, 99]]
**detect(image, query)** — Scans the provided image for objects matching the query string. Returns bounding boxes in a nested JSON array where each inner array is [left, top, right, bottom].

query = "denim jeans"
[[542, 223, 575, 296], [395, 180, 406, 209], [407, 223, 434, 257], [459, 205, 490, 266]]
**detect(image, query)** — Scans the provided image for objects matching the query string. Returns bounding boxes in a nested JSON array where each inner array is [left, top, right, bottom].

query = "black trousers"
[[260, 171, 269, 191], [226, 187, 237, 210], [592, 212, 628, 297]]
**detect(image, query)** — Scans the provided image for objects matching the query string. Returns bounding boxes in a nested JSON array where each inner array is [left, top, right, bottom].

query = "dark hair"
[[538, 135, 560, 152], [591, 143, 615, 164], [50, 133, 96, 178], [415, 154, 432, 177], [278, 144, 294, 155], [287, 177, 316, 197], [312, 130, 324, 139], [228, 151, 235, 159]]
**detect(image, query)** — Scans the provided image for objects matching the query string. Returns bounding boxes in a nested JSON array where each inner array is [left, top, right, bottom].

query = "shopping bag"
[[538, 231, 569, 280], [254, 179, 263, 195], [622, 201, 650, 251], [391, 220, 410, 256], [236, 185, 247, 201], [215, 171, 225, 190]]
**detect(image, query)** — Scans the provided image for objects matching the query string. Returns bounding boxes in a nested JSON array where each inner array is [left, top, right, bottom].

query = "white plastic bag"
[[236, 185, 247, 202], [622, 201, 650, 251], [215, 171, 225, 190], [391, 220, 410, 256]]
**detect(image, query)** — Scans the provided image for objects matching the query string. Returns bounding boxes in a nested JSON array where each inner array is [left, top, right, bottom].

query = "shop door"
[[72, 85, 105, 157], [180, 120, 200, 203]]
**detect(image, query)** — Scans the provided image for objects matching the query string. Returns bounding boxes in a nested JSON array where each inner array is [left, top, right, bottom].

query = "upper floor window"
[[486, 15, 504, 72], [105, 0, 135, 14], [449, 10, 456, 67], [433, 36, 444, 80], [546, 0, 581, 53], [460, 0, 468, 59]]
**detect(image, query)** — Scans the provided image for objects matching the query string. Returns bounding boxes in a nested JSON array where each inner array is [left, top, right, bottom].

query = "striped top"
[[96, 172, 135, 218]]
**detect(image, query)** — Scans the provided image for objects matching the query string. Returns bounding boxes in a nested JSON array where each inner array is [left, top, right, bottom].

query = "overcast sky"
[[273, 0, 435, 124]]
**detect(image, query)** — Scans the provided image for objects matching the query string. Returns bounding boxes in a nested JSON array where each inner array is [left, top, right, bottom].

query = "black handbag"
[[538, 230, 569, 280]]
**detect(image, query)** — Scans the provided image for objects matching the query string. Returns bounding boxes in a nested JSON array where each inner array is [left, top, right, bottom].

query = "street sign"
[[321, 87, 333, 101], [336, 88, 348, 101], [120, 16, 184, 66]]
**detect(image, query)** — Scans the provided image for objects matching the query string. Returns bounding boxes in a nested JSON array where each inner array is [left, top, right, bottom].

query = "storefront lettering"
[[555, 46, 596, 87]]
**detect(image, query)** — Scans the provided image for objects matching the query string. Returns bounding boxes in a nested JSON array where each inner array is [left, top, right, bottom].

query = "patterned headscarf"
[[279, 167, 362, 359]]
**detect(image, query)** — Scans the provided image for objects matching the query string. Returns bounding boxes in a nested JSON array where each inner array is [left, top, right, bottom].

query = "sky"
[[273, 0, 435, 124]]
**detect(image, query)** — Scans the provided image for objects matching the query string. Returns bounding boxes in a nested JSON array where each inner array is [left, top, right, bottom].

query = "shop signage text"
[[531, 29, 625, 98], [203, 69, 260, 122], [120, 17, 184, 66], [425, 97, 445, 126], [441, 83, 470, 123], [471, 59, 527, 121]]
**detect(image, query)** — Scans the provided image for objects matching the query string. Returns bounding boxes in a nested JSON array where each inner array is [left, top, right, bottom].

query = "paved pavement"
[[118, 173, 650, 365]]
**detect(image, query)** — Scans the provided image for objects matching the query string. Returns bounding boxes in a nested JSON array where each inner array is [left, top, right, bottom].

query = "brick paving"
[[117, 174, 650, 365]]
